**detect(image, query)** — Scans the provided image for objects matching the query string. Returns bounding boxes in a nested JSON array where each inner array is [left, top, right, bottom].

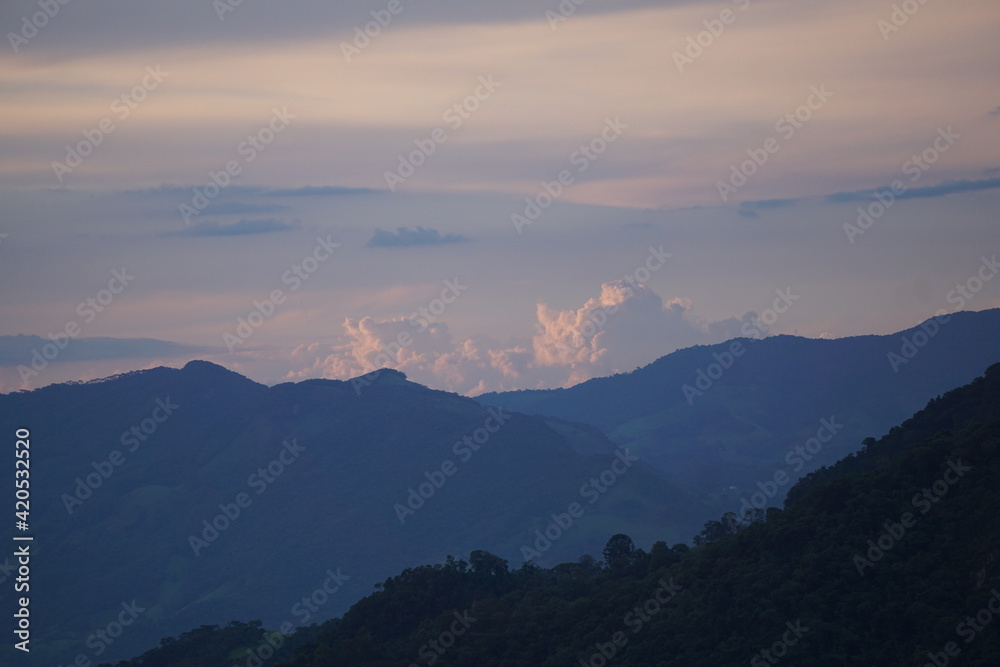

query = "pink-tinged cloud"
[[273, 282, 758, 394]]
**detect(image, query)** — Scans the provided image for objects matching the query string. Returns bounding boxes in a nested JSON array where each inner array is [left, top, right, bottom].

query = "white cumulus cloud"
[[271, 282, 758, 395]]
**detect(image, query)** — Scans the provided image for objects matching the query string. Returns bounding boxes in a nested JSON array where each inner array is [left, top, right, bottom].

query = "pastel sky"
[[1, 0, 998, 394]]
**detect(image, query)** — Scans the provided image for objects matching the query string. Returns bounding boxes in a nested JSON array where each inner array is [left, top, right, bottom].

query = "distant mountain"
[[478, 309, 1000, 514], [110, 363, 1000, 666], [0, 362, 699, 664]]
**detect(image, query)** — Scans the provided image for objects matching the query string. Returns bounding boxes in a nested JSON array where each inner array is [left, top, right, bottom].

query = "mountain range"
[[479, 308, 1000, 512], [2, 308, 999, 663], [1, 362, 693, 663], [103, 359, 1000, 666]]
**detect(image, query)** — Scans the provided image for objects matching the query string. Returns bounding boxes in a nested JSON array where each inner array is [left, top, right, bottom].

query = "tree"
[[694, 509, 762, 545], [469, 550, 508, 577], [741, 507, 765, 525], [693, 520, 729, 545], [603, 533, 636, 569], [650, 541, 680, 570]]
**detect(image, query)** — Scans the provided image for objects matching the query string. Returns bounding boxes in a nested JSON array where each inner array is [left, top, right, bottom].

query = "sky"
[[1, 0, 998, 394]]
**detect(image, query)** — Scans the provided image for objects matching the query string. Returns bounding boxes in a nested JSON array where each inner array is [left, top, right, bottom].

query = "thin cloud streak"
[[367, 226, 470, 248]]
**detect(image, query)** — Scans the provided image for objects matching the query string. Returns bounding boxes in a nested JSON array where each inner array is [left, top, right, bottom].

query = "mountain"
[[0, 362, 699, 664], [478, 308, 1000, 514], [109, 362, 1000, 666], [9, 311, 1000, 664]]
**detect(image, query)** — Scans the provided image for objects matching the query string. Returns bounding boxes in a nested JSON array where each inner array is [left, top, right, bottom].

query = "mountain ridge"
[[0, 359, 698, 664], [477, 308, 1000, 511], [106, 362, 1000, 666]]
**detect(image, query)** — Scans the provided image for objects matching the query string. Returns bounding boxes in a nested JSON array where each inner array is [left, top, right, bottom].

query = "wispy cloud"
[[898, 177, 1000, 200], [123, 185, 380, 199], [198, 202, 291, 216], [824, 176, 1000, 204], [263, 185, 382, 197], [0, 335, 214, 366], [367, 226, 470, 248], [732, 176, 1000, 214], [737, 197, 803, 218], [178, 218, 300, 237]]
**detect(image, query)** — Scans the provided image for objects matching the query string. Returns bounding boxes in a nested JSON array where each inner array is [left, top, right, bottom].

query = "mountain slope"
[[0, 362, 700, 664], [478, 308, 1000, 512], [114, 362, 1000, 666]]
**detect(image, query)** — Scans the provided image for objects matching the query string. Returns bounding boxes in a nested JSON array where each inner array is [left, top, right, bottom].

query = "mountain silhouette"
[[478, 309, 1000, 512], [0, 362, 696, 663]]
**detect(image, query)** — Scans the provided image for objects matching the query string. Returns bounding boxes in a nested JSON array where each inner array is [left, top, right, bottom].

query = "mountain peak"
[[371, 367, 408, 381], [180, 360, 262, 386]]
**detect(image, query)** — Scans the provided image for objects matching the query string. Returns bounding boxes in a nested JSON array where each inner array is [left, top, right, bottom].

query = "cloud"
[[897, 177, 1000, 200], [737, 197, 804, 218], [531, 282, 753, 384], [123, 185, 380, 199], [280, 320, 548, 396], [0, 335, 214, 366], [0, 0, 673, 60], [197, 202, 291, 216], [824, 176, 1000, 204], [990, 106, 1000, 116], [726, 175, 1000, 215], [178, 218, 300, 237], [366, 226, 470, 248], [263, 185, 383, 197], [276, 282, 757, 394]]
